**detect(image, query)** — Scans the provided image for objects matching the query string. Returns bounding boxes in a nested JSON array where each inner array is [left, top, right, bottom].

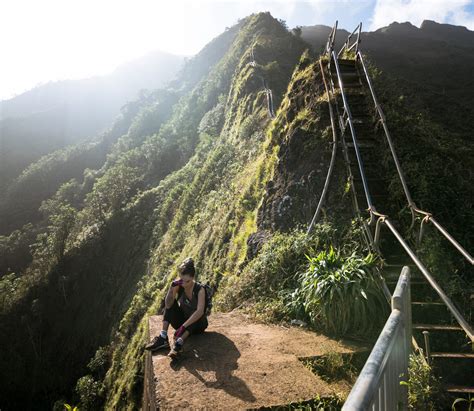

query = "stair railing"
[[307, 58, 338, 233], [337, 22, 362, 58], [325, 20, 338, 54], [374, 217, 474, 341], [330, 28, 474, 343], [321, 22, 377, 248], [356, 51, 473, 265], [330, 50, 381, 225], [343, 267, 412, 410], [250, 43, 276, 119]]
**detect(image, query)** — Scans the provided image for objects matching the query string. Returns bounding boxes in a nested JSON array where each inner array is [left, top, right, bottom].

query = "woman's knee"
[[187, 317, 208, 334], [163, 301, 185, 328]]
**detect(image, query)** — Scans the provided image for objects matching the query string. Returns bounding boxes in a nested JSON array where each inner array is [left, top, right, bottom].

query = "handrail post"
[[422, 331, 431, 364], [391, 267, 411, 408], [418, 216, 429, 247], [374, 216, 384, 247], [355, 22, 362, 54]]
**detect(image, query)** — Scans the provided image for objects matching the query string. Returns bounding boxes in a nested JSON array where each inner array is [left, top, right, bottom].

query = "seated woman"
[[145, 257, 208, 358]]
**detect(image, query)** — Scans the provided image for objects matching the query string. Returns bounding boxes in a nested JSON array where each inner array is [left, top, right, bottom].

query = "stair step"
[[413, 324, 463, 331], [340, 71, 359, 78], [347, 141, 376, 148], [337, 59, 356, 66], [445, 385, 474, 394], [412, 301, 445, 306], [431, 352, 474, 359], [343, 83, 362, 89]]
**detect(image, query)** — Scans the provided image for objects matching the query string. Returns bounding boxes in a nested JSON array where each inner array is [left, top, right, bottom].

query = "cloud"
[[369, 0, 474, 30]]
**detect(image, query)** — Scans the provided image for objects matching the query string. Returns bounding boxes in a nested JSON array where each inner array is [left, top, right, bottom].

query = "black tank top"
[[178, 283, 200, 318]]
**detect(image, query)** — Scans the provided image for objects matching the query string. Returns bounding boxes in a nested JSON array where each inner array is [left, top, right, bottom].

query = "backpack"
[[178, 282, 214, 316]]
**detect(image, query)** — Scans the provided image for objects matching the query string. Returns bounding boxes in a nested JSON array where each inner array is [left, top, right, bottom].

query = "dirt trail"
[[146, 311, 362, 410]]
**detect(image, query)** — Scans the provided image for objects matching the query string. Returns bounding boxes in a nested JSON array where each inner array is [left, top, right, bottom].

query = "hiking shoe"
[[168, 342, 183, 359], [145, 335, 169, 351]]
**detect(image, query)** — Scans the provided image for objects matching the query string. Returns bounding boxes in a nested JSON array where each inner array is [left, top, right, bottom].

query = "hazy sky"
[[1, 0, 473, 100]]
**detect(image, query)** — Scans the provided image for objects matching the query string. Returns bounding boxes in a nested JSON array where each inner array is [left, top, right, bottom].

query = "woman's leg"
[[183, 316, 208, 338], [163, 300, 185, 330]]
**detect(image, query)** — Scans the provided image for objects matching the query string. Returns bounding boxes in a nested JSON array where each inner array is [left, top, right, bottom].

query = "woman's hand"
[[171, 279, 183, 287], [174, 325, 186, 339]]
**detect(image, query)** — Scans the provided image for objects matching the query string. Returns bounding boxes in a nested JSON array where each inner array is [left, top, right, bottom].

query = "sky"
[[1, 0, 473, 101]]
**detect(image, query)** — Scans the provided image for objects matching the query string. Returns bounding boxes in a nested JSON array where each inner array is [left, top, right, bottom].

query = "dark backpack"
[[178, 282, 214, 316]]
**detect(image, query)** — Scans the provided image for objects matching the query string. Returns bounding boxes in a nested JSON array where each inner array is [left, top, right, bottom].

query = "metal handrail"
[[422, 216, 473, 264], [251, 43, 276, 119], [378, 217, 474, 342], [325, 21, 338, 53], [307, 58, 338, 233], [331, 50, 377, 218], [356, 51, 473, 265], [343, 267, 411, 410], [338, 23, 362, 58], [324, 25, 376, 248], [330, 26, 473, 342]]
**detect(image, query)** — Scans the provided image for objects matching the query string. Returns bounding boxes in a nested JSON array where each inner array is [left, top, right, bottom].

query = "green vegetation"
[[403, 351, 443, 410], [294, 248, 383, 336], [258, 394, 345, 410], [301, 351, 368, 385]]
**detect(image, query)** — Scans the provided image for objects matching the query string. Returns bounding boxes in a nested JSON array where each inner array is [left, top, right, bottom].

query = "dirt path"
[[146, 311, 363, 410]]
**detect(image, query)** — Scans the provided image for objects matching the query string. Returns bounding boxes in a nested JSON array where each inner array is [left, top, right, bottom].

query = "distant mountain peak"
[[420, 19, 471, 32], [377, 21, 418, 34]]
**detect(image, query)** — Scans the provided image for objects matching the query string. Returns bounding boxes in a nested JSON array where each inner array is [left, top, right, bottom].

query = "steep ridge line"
[[320, 20, 473, 399]]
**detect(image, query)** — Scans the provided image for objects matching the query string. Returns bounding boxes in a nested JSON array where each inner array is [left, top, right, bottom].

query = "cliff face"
[[0, 13, 308, 410]]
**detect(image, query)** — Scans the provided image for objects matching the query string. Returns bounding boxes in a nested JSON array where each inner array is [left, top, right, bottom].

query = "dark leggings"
[[163, 301, 208, 334]]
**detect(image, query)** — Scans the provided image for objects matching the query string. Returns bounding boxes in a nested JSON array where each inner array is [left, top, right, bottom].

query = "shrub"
[[404, 351, 442, 410], [75, 375, 104, 410], [292, 247, 386, 337]]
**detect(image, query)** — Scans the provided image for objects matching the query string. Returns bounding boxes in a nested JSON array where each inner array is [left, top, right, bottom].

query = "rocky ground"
[[146, 311, 366, 410]]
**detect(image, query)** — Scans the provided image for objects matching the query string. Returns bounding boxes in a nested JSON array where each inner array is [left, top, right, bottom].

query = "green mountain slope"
[[0, 13, 307, 410]]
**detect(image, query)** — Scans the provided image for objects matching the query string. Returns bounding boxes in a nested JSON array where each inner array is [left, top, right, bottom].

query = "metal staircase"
[[313, 21, 474, 402]]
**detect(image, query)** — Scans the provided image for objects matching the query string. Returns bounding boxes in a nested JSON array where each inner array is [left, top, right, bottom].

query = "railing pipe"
[[307, 59, 338, 233], [326, 21, 338, 53], [343, 268, 410, 410], [384, 218, 474, 342], [357, 52, 415, 209], [357, 51, 473, 264], [422, 331, 432, 364], [338, 23, 362, 57], [429, 217, 474, 264], [331, 51, 374, 213]]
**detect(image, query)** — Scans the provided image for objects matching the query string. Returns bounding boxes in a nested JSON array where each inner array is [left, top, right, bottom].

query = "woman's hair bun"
[[179, 257, 195, 276]]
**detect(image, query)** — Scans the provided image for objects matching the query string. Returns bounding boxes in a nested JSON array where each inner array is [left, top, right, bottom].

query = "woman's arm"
[[183, 288, 205, 327], [165, 281, 180, 309]]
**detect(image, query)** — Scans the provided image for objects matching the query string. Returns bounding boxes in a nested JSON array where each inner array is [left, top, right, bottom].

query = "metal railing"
[[355, 51, 473, 265], [330, 49, 383, 225], [338, 23, 362, 58], [343, 267, 412, 411], [250, 43, 276, 118], [306, 58, 338, 233], [327, 22, 474, 343], [375, 218, 474, 341], [313, 22, 376, 250]]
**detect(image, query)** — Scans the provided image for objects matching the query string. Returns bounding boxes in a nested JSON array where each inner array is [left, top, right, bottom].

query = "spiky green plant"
[[293, 247, 386, 336]]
